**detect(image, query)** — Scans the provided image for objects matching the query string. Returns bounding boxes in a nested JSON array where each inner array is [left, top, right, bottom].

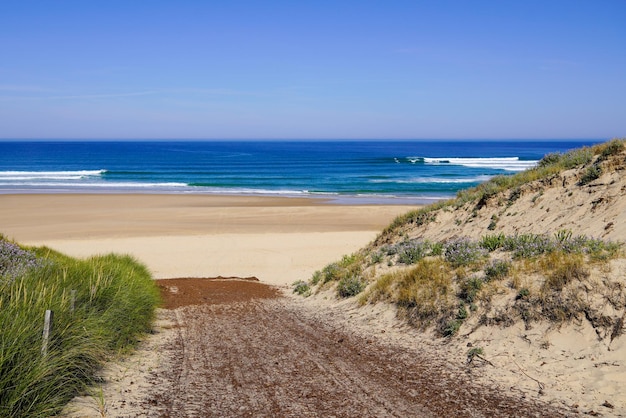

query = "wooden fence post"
[[42, 310, 53, 356], [70, 289, 76, 314]]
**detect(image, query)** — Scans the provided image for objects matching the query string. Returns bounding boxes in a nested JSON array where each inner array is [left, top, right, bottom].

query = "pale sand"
[[0, 194, 414, 285]]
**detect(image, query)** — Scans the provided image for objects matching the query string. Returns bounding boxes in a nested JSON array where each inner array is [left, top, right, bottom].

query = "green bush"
[[579, 164, 602, 185], [337, 275, 366, 298], [444, 238, 487, 267], [537, 152, 563, 168], [396, 240, 432, 264], [503, 233, 555, 258], [459, 277, 483, 303], [599, 138, 625, 159], [312, 253, 364, 286], [560, 147, 593, 169], [292, 280, 311, 297], [484, 259, 511, 281], [443, 319, 462, 337]]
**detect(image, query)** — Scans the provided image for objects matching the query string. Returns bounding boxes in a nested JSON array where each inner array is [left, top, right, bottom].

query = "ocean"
[[0, 140, 602, 204]]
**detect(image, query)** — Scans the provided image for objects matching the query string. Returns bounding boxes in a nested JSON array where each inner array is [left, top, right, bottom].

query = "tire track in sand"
[[136, 278, 567, 417]]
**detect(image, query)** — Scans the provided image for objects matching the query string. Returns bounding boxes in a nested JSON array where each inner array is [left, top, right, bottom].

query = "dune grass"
[[297, 139, 626, 337], [307, 230, 622, 336], [0, 237, 161, 418]]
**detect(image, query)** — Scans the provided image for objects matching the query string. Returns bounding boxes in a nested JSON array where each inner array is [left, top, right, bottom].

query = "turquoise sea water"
[[0, 140, 602, 204]]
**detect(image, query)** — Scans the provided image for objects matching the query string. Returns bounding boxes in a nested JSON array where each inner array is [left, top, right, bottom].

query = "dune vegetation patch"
[[297, 139, 626, 341], [310, 230, 623, 337], [0, 236, 160, 418]]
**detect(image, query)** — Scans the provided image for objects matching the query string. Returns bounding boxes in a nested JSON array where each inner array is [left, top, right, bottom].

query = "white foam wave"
[[0, 170, 106, 180], [370, 175, 492, 184], [407, 157, 537, 171], [0, 181, 188, 188], [192, 187, 311, 196]]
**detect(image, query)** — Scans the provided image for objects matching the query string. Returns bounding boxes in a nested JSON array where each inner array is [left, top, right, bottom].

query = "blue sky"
[[1, 1, 625, 140]]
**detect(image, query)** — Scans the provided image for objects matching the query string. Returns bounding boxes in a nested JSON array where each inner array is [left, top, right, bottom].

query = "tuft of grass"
[[480, 233, 506, 252], [467, 347, 484, 360], [359, 272, 395, 305], [443, 319, 462, 337], [0, 239, 160, 417], [540, 253, 589, 292], [311, 253, 364, 287], [395, 259, 455, 331]]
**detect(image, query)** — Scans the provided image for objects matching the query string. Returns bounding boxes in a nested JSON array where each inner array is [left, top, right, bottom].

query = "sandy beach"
[[0, 194, 413, 285], [4, 185, 624, 417]]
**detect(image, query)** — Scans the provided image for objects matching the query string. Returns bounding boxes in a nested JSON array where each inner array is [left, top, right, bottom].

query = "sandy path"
[[63, 278, 568, 417]]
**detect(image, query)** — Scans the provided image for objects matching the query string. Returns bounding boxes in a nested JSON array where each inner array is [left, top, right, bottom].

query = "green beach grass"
[[0, 236, 161, 418]]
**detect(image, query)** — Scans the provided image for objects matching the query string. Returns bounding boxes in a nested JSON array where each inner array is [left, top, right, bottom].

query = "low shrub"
[[584, 238, 622, 261], [444, 238, 487, 267], [337, 275, 366, 298], [503, 234, 555, 258], [397, 240, 432, 265], [0, 239, 48, 284], [484, 259, 511, 281], [443, 319, 462, 337], [292, 280, 311, 297], [598, 138, 625, 159], [579, 164, 602, 185], [537, 152, 563, 168], [430, 241, 444, 256], [312, 253, 364, 286], [560, 147, 593, 169], [370, 251, 384, 264], [459, 277, 483, 303]]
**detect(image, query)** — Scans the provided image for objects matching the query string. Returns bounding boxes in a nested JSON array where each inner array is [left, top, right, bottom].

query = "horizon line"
[[0, 137, 611, 142]]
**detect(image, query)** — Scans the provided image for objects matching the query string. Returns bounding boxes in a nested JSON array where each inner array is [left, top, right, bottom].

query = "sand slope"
[[335, 145, 626, 416]]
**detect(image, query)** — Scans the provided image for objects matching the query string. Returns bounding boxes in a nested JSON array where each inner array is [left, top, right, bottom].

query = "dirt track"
[[125, 278, 567, 417]]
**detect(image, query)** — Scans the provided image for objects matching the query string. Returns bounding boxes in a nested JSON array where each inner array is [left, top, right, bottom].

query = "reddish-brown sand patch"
[[157, 277, 279, 309]]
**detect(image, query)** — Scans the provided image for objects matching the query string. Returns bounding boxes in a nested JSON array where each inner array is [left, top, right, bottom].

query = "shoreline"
[[1, 193, 416, 285], [0, 189, 444, 206]]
